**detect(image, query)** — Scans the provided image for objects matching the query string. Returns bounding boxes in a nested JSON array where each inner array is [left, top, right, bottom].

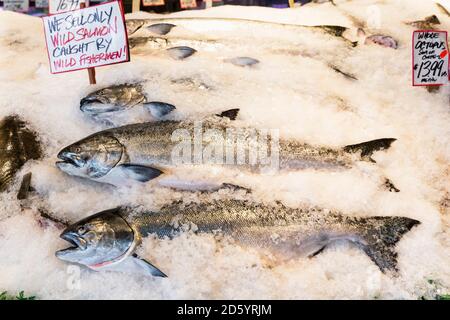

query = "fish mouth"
[[56, 152, 85, 168], [80, 97, 114, 113], [55, 232, 88, 258]]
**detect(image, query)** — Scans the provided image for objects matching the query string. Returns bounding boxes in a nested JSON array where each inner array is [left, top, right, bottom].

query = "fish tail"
[[356, 216, 420, 273], [343, 138, 396, 162]]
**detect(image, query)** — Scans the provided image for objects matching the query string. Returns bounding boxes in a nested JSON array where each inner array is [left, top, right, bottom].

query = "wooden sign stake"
[[80, 1, 97, 85], [132, 0, 140, 12]]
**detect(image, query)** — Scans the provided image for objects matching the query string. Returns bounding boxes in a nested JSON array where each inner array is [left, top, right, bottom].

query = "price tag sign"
[[36, 0, 49, 8], [179, 0, 196, 9], [42, 0, 129, 74], [142, 0, 165, 6], [413, 30, 449, 86], [49, 0, 89, 14], [3, 0, 29, 12]]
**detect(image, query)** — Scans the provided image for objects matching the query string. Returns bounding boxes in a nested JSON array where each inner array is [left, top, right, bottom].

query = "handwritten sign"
[[179, 0, 196, 9], [49, 0, 89, 14], [42, 1, 129, 74], [413, 30, 449, 86], [142, 0, 165, 6], [3, 0, 29, 12], [35, 0, 49, 8]]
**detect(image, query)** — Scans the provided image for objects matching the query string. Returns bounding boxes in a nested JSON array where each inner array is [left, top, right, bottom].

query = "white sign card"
[[413, 30, 449, 86], [179, 0, 196, 9], [49, 0, 89, 14], [142, 0, 165, 6], [3, 0, 29, 12], [42, 1, 129, 74], [35, 0, 49, 8]]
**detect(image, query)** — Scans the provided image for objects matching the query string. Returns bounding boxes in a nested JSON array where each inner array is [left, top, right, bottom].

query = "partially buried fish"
[[80, 83, 176, 120], [56, 109, 396, 187], [125, 19, 145, 36], [0, 116, 41, 192], [224, 57, 260, 67], [55, 200, 420, 276], [140, 17, 355, 45]]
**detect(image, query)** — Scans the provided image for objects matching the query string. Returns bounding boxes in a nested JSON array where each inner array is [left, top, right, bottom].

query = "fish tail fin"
[[357, 216, 420, 273], [343, 138, 396, 162]]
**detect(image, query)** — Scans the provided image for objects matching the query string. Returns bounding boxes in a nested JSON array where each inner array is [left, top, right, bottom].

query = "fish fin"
[[143, 102, 176, 118], [103, 255, 167, 277], [320, 25, 347, 37], [17, 172, 32, 200], [308, 245, 327, 258], [217, 183, 252, 193], [147, 23, 176, 36], [117, 164, 163, 182], [329, 65, 358, 80], [38, 208, 69, 228], [216, 108, 240, 120], [131, 254, 167, 277], [343, 138, 396, 162], [166, 46, 197, 60], [356, 216, 420, 273], [383, 178, 400, 193], [425, 14, 440, 24]]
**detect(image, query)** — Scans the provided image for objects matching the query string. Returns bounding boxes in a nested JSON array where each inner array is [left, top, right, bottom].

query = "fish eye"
[[75, 147, 82, 153], [77, 226, 86, 234]]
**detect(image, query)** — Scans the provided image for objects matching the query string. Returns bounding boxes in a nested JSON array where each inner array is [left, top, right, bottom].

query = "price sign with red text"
[[179, 0, 197, 9], [413, 30, 449, 86], [49, 0, 89, 14], [142, 0, 165, 6], [42, 1, 129, 74]]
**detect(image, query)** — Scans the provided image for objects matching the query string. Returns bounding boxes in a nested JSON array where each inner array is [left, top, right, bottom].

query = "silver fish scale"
[[124, 199, 351, 242], [280, 140, 351, 169], [123, 199, 418, 271], [99, 120, 351, 170]]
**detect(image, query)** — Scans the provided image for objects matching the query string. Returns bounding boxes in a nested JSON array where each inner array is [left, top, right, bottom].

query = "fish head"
[[126, 19, 145, 35], [56, 135, 123, 179], [56, 208, 135, 268], [80, 84, 145, 114]]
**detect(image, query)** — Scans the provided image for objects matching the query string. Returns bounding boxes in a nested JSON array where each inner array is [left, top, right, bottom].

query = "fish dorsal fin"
[[343, 138, 396, 162], [216, 108, 240, 120]]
